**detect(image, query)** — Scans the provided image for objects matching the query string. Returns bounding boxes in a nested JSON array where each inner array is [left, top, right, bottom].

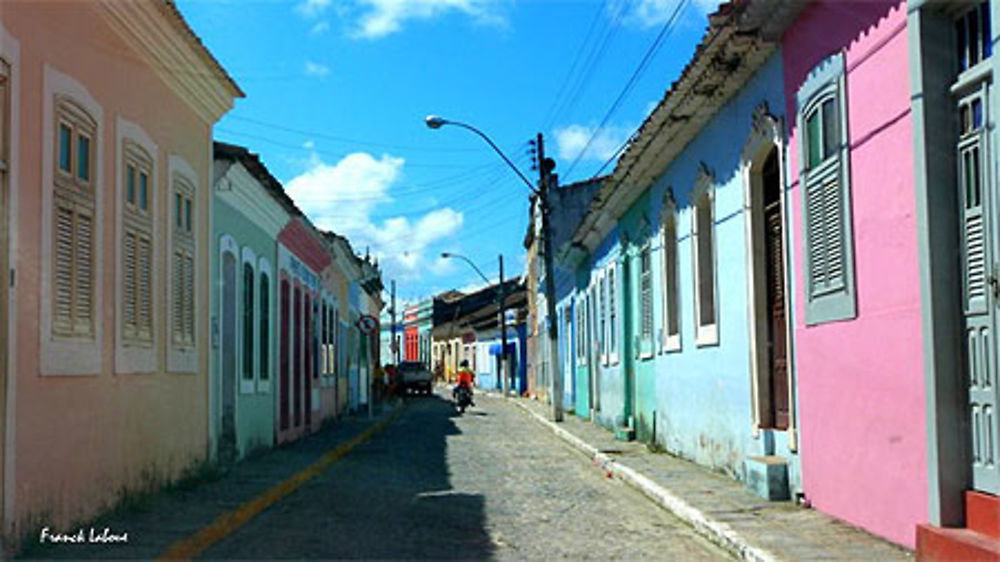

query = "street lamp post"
[[427, 116, 562, 421], [441, 252, 510, 397]]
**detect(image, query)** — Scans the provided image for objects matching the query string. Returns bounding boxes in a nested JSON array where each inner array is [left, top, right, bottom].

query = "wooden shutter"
[[640, 247, 652, 340], [260, 275, 270, 381], [137, 235, 152, 340], [184, 253, 194, 343], [123, 231, 137, 338], [53, 202, 75, 334], [173, 250, 183, 342], [243, 263, 254, 381], [74, 207, 94, 336], [663, 215, 679, 339]]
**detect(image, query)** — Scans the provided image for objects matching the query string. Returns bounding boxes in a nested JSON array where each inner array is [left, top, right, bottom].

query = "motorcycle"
[[454, 384, 473, 414]]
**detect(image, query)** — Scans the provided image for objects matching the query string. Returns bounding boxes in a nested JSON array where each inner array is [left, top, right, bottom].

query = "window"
[[172, 174, 195, 347], [122, 142, 153, 345], [956, 1, 992, 73], [692, 178, 718, 345], [260, 271, 270, 385], [599, 273, 607, 364], [661, 196, 681, 351], [576, 296, 586, 363], [797, 52, 856, 324], [242, 262, 254, 382], [639, 243, 653, 356], [609, 265, 619, 362], [52, 97, 97, 339]]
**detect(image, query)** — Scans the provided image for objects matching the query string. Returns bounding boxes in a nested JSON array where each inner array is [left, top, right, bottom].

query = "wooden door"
[[762, 151, 789, 430], [0, 58, 10, 519], [219, 251, 237, 462], [279, 279, 290, 431]]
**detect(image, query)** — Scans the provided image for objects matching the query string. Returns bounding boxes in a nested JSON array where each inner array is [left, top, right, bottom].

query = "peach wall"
[[783, 1, 927, 547], [6, 2, 215, 533]]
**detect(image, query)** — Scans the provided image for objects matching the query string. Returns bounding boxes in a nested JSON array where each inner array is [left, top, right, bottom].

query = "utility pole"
[[537, 133, 563, 422], [390, 280, 398, 366], [498, 254, 509, 397]]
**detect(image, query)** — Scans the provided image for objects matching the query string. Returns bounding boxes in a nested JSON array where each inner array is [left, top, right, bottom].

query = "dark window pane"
[[806, 110, 822, 169], [958, 16, 969, 71], [139, 172, 148, 211], [58, 124, 72, 172], [971, 7, 981, 66], [126, 164, 135, 204], [175, 194, 182, 229], [983, 1, 993, 58], [185, 198, 192, 232], [822, 99, 838, 160], [77, 134, 90, 181], [973, 98, 983, 130]]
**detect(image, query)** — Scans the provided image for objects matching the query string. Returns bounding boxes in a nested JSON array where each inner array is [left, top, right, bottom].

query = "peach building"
[[0, 0, 240, 541]]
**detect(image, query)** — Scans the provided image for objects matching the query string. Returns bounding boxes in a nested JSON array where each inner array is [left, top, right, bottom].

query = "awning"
[[489, 342, 516, 356]]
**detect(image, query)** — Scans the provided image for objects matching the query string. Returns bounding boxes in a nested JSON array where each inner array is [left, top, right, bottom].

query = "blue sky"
[[177, 0, 714, 303]]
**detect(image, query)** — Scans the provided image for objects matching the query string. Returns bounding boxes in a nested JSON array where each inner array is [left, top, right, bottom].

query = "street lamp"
[[441, 251, 511, 397], [426, 116, 563, 421]]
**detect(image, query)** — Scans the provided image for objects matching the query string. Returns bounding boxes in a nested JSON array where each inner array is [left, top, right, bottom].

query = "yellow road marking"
[[158, 406, 406, 561]]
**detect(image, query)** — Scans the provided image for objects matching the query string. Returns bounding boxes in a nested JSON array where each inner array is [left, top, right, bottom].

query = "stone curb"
[[503, 396, 778, 562]]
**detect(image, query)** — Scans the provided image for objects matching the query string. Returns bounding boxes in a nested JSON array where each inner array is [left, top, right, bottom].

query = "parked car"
[[398, 361, 433, 395]]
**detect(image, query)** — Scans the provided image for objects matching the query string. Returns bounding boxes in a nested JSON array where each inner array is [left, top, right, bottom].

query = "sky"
[[177, 0, 716, 304]]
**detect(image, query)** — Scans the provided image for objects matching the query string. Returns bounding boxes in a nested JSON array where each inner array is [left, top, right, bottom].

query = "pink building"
[[782, 0, 928, 547], [0, 0, 240, 541]]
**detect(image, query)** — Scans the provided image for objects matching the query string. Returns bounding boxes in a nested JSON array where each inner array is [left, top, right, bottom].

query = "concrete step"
[[967, 491, 1000, 541], [917, 524, 1000, 561]]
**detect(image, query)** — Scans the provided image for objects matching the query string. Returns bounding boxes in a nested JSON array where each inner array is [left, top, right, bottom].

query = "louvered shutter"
[[184, 253, 194, 343], [138, 235, 152, 340], [123, 231, 137, 338], [74, 207, 94, 336], [54, 202, 75, 334], [173, 251, 183, 342], [797, 55, 856, 325]]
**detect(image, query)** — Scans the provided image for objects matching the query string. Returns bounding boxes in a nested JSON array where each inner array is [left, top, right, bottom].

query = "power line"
[[225, 114, 516, 154], [563, 0, 691, 181], [541, 1, 608, 130]]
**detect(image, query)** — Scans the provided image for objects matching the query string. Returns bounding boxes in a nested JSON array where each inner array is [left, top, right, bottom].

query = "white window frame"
[[39, 65, 104, 376], [257, 257, 272, 393], [609, 260, 621, 365], [115, 117, 158, 373], [598, 270, 608, 366], [167, 154, 198, 373], [692, 169, 719, 346], [660, 190, 682, 353]]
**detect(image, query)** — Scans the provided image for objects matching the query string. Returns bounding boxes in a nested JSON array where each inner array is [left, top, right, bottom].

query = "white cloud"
[[284, 149, 465, 286], [296, 0, 332, 18], [617, 0, 716, 29], [553, 124, 633, 164], [304, 61, 331, 78], [309, 21, 331, 35], [350, 0, 506, 40]]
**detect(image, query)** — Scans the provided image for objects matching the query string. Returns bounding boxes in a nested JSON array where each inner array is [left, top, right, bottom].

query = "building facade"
[[0, 0, 240, 537]]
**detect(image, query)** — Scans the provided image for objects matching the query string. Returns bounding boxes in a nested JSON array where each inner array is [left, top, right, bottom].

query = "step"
[[917, 524, 1000, 562], [968, 491, 1000, 540], [744, 455, 790, 501]]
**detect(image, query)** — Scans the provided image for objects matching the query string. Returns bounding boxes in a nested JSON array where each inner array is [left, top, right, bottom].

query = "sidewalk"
[[505, 394, 912, 562], [18, 401, 405, 560]]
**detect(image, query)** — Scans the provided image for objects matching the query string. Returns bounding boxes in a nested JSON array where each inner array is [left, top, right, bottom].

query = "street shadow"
[[198, 393, 496, 560], [20, 396, 495, 560]]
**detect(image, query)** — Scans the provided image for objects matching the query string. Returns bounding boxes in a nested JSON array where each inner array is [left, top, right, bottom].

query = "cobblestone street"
[[201, 389, 729, 560]]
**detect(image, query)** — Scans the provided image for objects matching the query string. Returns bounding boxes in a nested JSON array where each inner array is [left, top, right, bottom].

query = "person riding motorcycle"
[[453, 360, 475, 406]]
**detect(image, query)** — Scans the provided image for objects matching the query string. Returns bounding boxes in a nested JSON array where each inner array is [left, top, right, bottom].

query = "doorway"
[[219, 248, 237, 463]]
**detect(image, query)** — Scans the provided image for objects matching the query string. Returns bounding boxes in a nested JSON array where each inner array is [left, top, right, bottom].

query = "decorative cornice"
[[97, 1, 242, 125]]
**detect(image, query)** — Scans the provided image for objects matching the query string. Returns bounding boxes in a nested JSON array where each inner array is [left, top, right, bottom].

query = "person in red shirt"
[[453, 360, 475, 405]]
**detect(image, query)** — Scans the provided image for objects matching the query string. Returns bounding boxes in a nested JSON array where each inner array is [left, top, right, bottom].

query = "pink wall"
[[783, 1, 927, 547], [5, 2, 224, 534]]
